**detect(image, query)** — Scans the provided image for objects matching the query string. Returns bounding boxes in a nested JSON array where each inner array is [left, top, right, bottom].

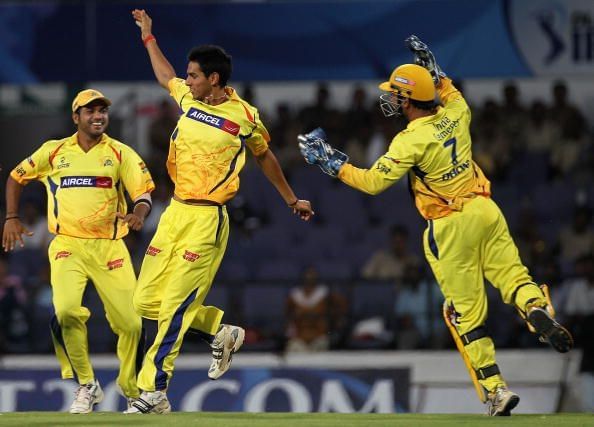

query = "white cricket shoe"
[[124, 390, 171, 414], [486, 386, 520, 416], [208, 324, 245, 380], [69, 379, 104, 414]]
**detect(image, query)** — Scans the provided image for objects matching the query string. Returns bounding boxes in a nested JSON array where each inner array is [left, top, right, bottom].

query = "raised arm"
[[132, 9, 176, 89]]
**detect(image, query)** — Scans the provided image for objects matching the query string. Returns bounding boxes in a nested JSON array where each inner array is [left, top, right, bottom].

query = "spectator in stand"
[[557, 205, 594, 270], [394, 264, 443, 349], [550, 112, 591, 180], [524, 100, 559, 155], [285, 266, 347, 352], [298, 82, 343, 148], [561, 255, 594, 411], [549, 80, 587, 135], [148, 98, 179, 176], [342, 85, 374, 166], [471, 99, 505, 180], [362, 224, 421, 281], [499, 82, 527, 152], [0, 256, 28, 353], [269, 103, 302, 170]]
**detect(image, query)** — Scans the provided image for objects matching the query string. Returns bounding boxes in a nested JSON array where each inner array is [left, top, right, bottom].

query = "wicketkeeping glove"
[[405, 35, 446, 86], [298, 128, 349, 177]]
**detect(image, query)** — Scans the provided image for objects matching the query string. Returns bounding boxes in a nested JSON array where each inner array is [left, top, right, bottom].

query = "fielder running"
[[3, 89, 155, 413], [298, 36, 573, 416], [127, 9, 314, 414]]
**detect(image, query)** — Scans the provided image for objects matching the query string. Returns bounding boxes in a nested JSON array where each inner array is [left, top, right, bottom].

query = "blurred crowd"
[[0, 80, 592, 378]]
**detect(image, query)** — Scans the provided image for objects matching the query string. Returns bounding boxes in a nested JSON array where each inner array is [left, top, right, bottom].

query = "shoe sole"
[[528, 308, 573, 353], [208, 326, 245, 380]]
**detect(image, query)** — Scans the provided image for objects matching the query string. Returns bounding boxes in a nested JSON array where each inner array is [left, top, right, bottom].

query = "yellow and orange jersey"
[[166, 78, 270, 204], [338, 77, 490, 220], [10, 133, 155, 239]]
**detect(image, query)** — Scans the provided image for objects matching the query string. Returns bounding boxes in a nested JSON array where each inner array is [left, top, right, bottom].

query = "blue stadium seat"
[[240, 284, 289, 350], [254, 260, 302, 281]]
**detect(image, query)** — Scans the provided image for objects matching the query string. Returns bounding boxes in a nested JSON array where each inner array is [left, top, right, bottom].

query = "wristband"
[[5, 215, 19, 221], [143, 34, 156, 47], [133, 198, 152, 216], [288, 199, 299, 207]]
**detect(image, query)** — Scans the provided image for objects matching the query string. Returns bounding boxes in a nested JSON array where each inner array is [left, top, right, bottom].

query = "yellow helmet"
[[379, 63, 436, 101], [378, 64, 436, 117]]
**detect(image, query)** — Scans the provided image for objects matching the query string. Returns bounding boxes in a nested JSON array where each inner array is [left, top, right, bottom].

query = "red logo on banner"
[[107, 258, 124, 270], [183, 250, 200, 262], [146, 246, 162, 256], [55, 251, 71, 260]]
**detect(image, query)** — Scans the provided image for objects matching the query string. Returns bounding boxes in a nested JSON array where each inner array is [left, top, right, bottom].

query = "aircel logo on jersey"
[[60, 176, 113, 188], [186, 107, 240, 136]]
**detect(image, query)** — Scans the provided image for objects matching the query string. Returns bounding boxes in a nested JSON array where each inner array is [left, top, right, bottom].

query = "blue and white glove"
[[298, 127, 349, 177], [405, 35, 446, 86]]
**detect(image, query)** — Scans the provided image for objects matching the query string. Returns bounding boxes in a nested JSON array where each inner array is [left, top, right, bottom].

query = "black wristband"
[[5, 215, 19, 221]]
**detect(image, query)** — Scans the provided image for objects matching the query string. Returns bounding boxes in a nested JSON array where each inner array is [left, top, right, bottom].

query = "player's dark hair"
[[410, 98, 438, 111], [187, 45, 232, 87]]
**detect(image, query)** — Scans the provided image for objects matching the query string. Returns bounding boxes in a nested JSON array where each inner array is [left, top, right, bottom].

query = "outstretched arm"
[[2, 176, 33, 251], [255, 149, 314, 221], [132, 9, 176, 89]]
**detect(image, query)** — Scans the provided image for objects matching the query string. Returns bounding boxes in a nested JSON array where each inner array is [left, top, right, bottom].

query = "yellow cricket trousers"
[[48, 235, 142, 398], [423, 196, 546, 392], [134, 199, 228, 391]]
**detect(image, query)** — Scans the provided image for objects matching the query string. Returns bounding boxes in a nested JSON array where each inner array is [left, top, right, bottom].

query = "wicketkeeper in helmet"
[[298, 35, 573, 416]]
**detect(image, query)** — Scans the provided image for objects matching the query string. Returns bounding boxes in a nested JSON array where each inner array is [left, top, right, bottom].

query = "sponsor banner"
[[0, 368, 409, 413], [60, 176, 113, 189], [186, 108, 240, 136], [508, 0, 594, 75]]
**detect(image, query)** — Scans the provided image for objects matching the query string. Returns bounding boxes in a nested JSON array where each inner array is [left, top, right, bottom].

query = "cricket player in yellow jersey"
[[127, 9, 313, 414], [298, 36, 573, 416], [2, 89, 155, 414]]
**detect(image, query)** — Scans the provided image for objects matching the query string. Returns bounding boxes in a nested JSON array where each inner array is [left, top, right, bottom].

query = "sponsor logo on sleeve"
[[27, 157, 36, 168], [60, 176, 113, 188], [138, 161, 149, 173], [107, 258, 124, 270], [182, 250, 200, 262], [55, 251, 71, 260], [146, 246, 162, 256], [15, 166, 26, 177], [186, 107, 240, 136]]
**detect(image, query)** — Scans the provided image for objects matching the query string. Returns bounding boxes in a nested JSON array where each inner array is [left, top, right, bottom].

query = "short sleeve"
[[244, 109, 270, 156], [10, 142, 54, 184], [168, 78, 192, 110], [119, 146, 155, 200]]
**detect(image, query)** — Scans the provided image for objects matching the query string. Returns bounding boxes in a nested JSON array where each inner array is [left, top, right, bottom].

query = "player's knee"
[[132, 291, 151, 317], [54, 306, 90, 325], [117, 316, 142, 336]]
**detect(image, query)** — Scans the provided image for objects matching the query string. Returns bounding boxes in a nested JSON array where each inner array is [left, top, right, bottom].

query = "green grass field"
[[0, 412, 592, 427]]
